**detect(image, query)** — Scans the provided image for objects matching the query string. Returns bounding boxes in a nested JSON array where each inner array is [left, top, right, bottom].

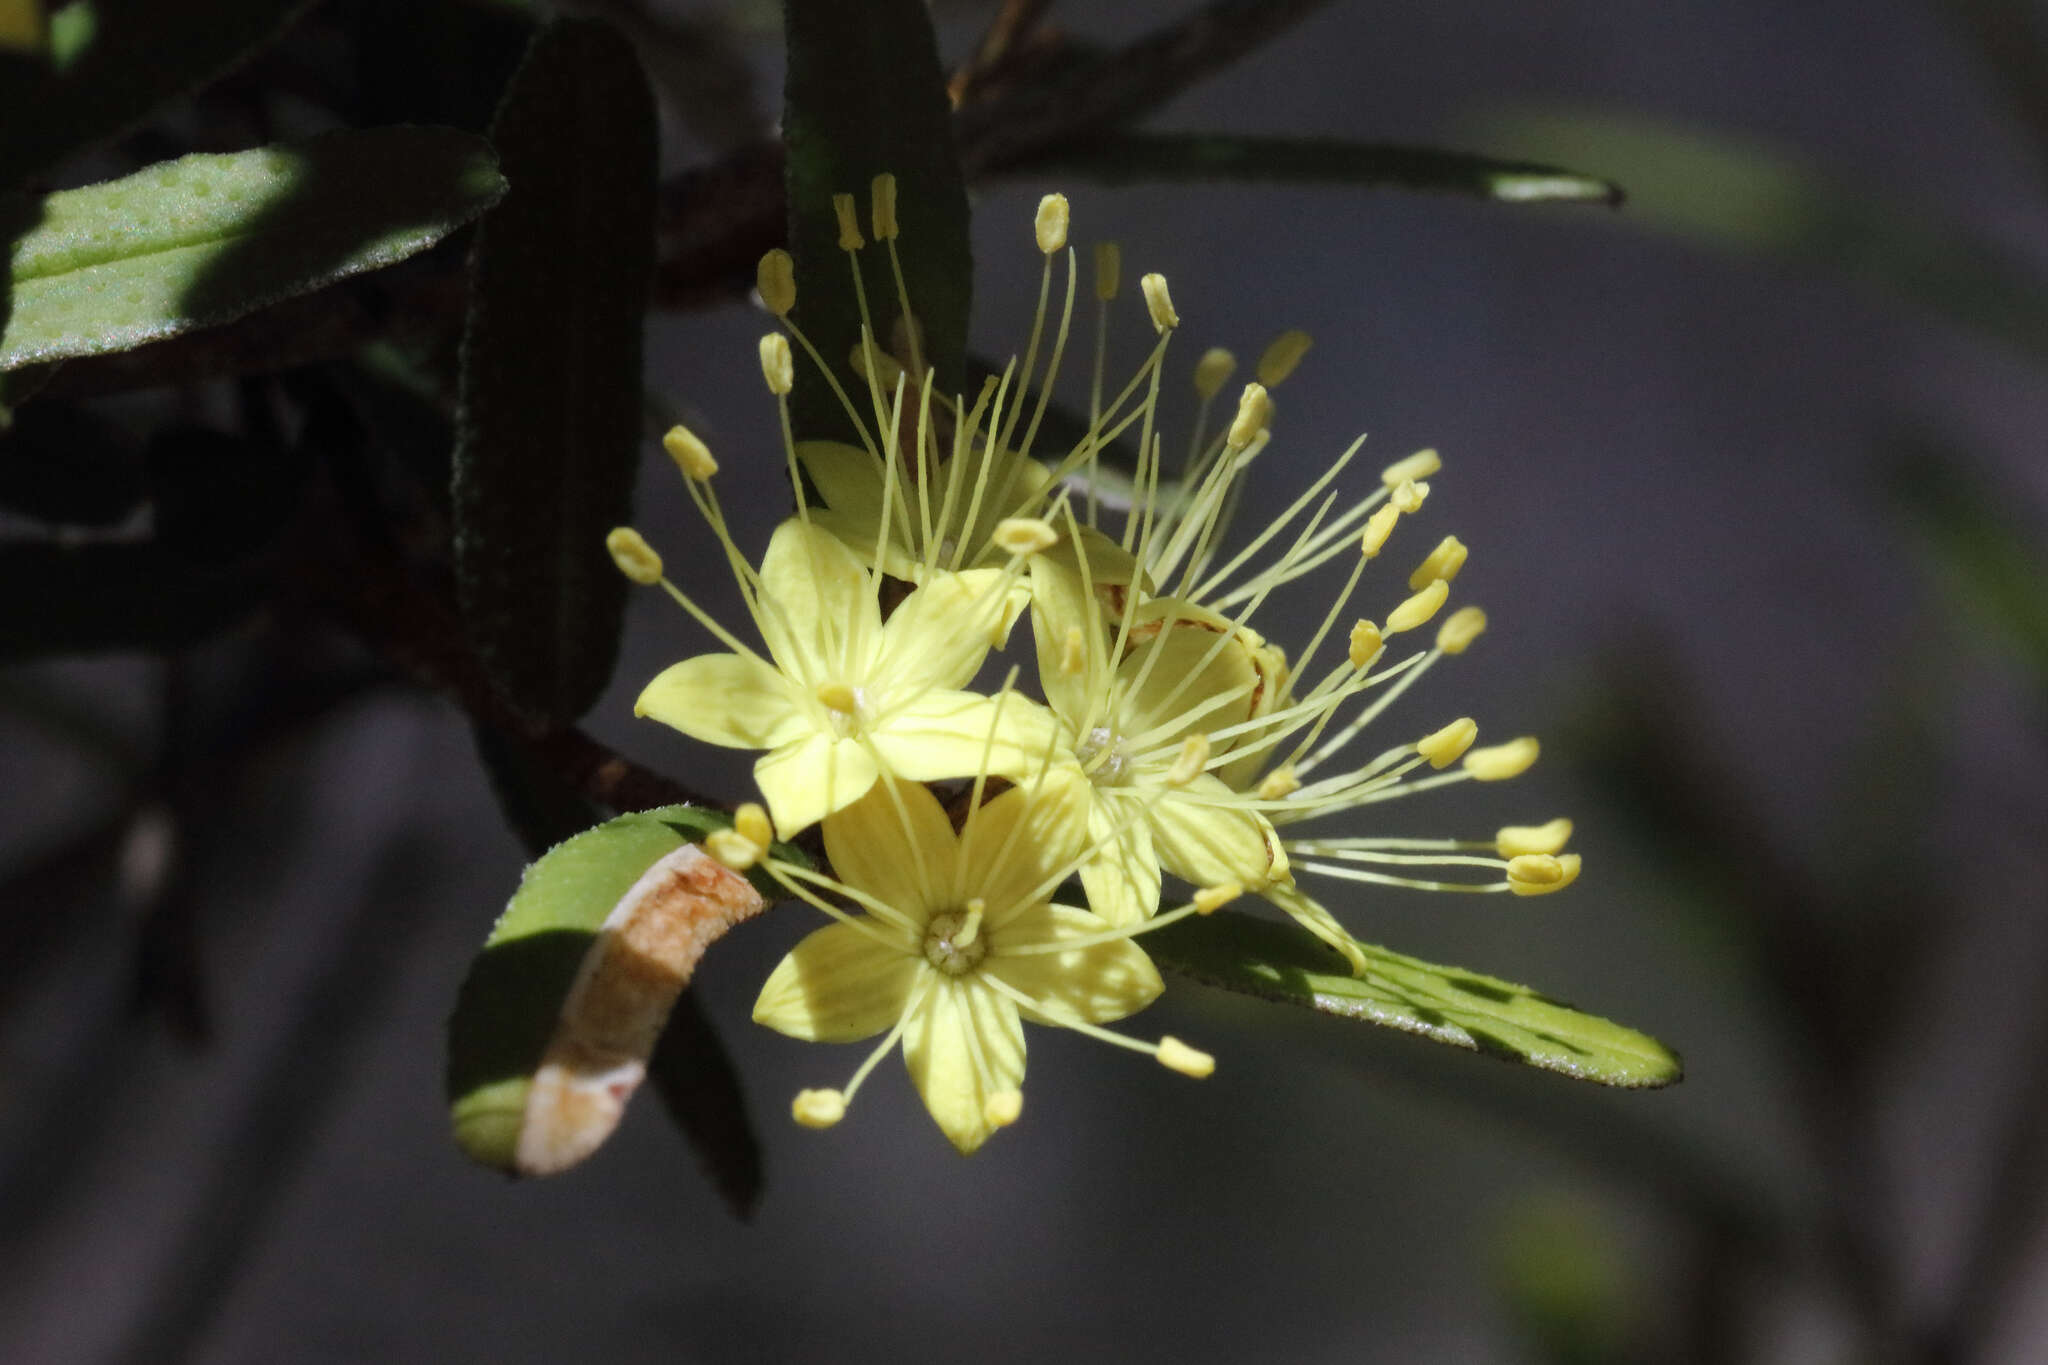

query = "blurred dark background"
[[5, 1, 2048, 1362]]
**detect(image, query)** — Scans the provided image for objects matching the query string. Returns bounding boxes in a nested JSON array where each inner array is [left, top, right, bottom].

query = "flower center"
[[922, 908, 988, 976], [1075, 725, 1135, 786], [814, 680, 867, 738]]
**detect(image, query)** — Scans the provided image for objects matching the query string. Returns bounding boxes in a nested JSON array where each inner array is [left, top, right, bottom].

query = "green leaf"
[[0, 0, 317, 188], [1147, 910, 1683, 1088], [782, 0, 970, 442], [0, 540, 265, 663], [1033, 133, 1622, 206], [1471, 108, 2048, 362], [452, 18, 656, 726], [2, 127, 507, 370]]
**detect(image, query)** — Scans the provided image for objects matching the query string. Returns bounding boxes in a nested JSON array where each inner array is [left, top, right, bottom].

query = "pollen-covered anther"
[[1506, 852, 1582, 897], [1035, 193, 1070, 254], [1409, 535, 1469, 590], [983, 1090, 1024, 1128], [1497, 817, 1573, 859], [734, 802, 773, 852], [1166, 734, 1211, 787], [1256, 329, 1313, 386], [1141, 272, 1179, 332], [1256, 766, 1301, 801], [605, 527, 663, 585], [792, 1088, 847, 1129], [1347, 619, 1383, 668], [1193, 881, 1243, 915], [832, 192, 864, 251], [1226, 382, 1273, 450], [756, 248, 796, 317], [1386, 579, 1450, 634], [705, 827, 761, 871], [1060, 625, 1087, 676], [1464, 736, 1540, 781], [1391, 478, 1430, 514], [1156, 1036, 1216, 1078], [1360, 503, 1401, 558], [1194, 346, 1237, 399], [1436, 605, 1487, 655], [759, 333, 794, 395], [1416, 717, 1479, 769], [814, 681, 859, 714], [992, 516, 1059, 556], [870, 173, 899, 241], [661, 424, 718, 481], [1095, 241, 1121, 300], [1381, 448, 1442, 488]]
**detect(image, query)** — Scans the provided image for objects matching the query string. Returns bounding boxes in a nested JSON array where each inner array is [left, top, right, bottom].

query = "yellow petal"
[[957, 773, 1093, 924], [754, 732, 879, 838], [1263, 884, 1369, 976], [990, 903, 1163, 1026], [902, 978, 1025, 1154], [795, 440, 889, 523], [873, 570, 1007, 694], [867, 691, 1064, 787], [1077, 800, 1160, 928], [1117, 605, 1262, 746], [752, 920, 920, 1041], [1027, 554, 1104, 725], [1147, 776, 1284, 888], [633, 653, 806, 749], [756, 519, 880, 681], [821, 779, 955, 919]]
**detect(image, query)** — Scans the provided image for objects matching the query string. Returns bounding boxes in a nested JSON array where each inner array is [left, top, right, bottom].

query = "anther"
[[1415, 717, 1479, 769], [1141, 272, 1179, 332], [1166, 734, 1211, 787], [870, 173, 899, 241], [1061, 626, 1087, 675], [735, 802, 773, 852], [1381, 448, 1442, 487], [956, 897, 986, 949], [1193, 882, 1243, 915], [1035, 193, 1070, 254], [1194, 347, 1237, 399], [1436, 605, 1487, 654], [705, 827, 761, 871], [832, 192, 864, 251], [662, 423, 718, 481], [1256, 766, 1301, 801], [1255, 329, 1313, 386], [1464, 736, 1539, 781], [792, 1088, 847, 1128], [1391, 479, 1429, 514], [759, 333, 794, 394], [605, 527, 663, 585], [1496, 818, 1573, 859], [1226, 382, 1273, 450], [1347, 619, 1383, 668], [756, 248, 796, 317], [1156, 1036, 1216, 1078], [815, 681, 859, 713], [1360, 504, 1401, 558], [993, 517, 1059, 556], [1408, 535, 1468, 590], [983, 1090, 1024, 1127], [1385, 579, 1449, 634], [1094, 242, 1121, 301], [1506, 852, 1582, 897]]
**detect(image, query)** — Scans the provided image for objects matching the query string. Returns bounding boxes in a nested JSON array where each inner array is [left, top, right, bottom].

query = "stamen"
[[815, 681, 859, 713], [832, 193, 864, 251], [1094, 242, 1121, 301], [1506, 852, 1582, 896], [1408, 535, 1468, 589], [759, 333, 794, 394], [1385, 579, 1449, 633], [605, 527, 663, 584], [1226, 382, 1273, 451], [1255, 329, 1313, 386], [1360, 503, 1400, 558], [662, 424, 719, 481], [706, 827, 761, 871], [1381, 448, 1442, 487], [1390, 478, 1429, 514], [1141, 272, 1179, 332], [1464, 736, 1539, 781], [1497, 818, 1573, 858], [1347, 619, 1383, 668], [1415, 717, 1478, 768], [1061, 625, 1087, 676], [757, 248, 796, 317], [870, 172, 899, 241], [1436, 605, 1487, 654], [1256, 767, 1300, 801], [1035, 193, 1070, 254], [792, 1089, 847, 1128], [1166, 733, 1211, 787], [1194, 347, 1236, 400], [735, 803, 773, 851], [1193, 882, 1242, 914], [993, 517, 1059, 556], [1156, 1036, 1215, 1078]]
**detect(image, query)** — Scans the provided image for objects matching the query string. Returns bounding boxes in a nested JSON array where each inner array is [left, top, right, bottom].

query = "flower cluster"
[[608, 180, 1579, 1153]]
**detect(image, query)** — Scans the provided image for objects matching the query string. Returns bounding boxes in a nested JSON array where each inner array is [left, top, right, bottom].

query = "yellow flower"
[[752, 772, 1214, 1153]]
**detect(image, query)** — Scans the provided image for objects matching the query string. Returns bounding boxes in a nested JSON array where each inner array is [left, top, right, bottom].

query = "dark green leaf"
[[648, 991, 763, 1219], [0, 540, 265, 663], [1147, 910, 1683, 1087], [453, 18, 656, 726], [2, 128, 508, 370], [0, 0, 318, 189], [471, 720, 606, 860], [782, 0, 970, 442], [1473, 109, 2048, 362], [1033, 133, 1622, 206], [0, 398, 144, 524]]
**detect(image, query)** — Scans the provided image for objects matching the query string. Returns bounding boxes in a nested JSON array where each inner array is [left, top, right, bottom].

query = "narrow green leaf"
[[782, 0, 970, 442], [0, 0, 318, 188], [1147, 910, 1683, 1088], [1472, 109, 2048, 362], [2, 127, 507, 370], [1034, 133, 1623, 206], [453, 18, 656, 726], [0, 541, 264, 662]]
